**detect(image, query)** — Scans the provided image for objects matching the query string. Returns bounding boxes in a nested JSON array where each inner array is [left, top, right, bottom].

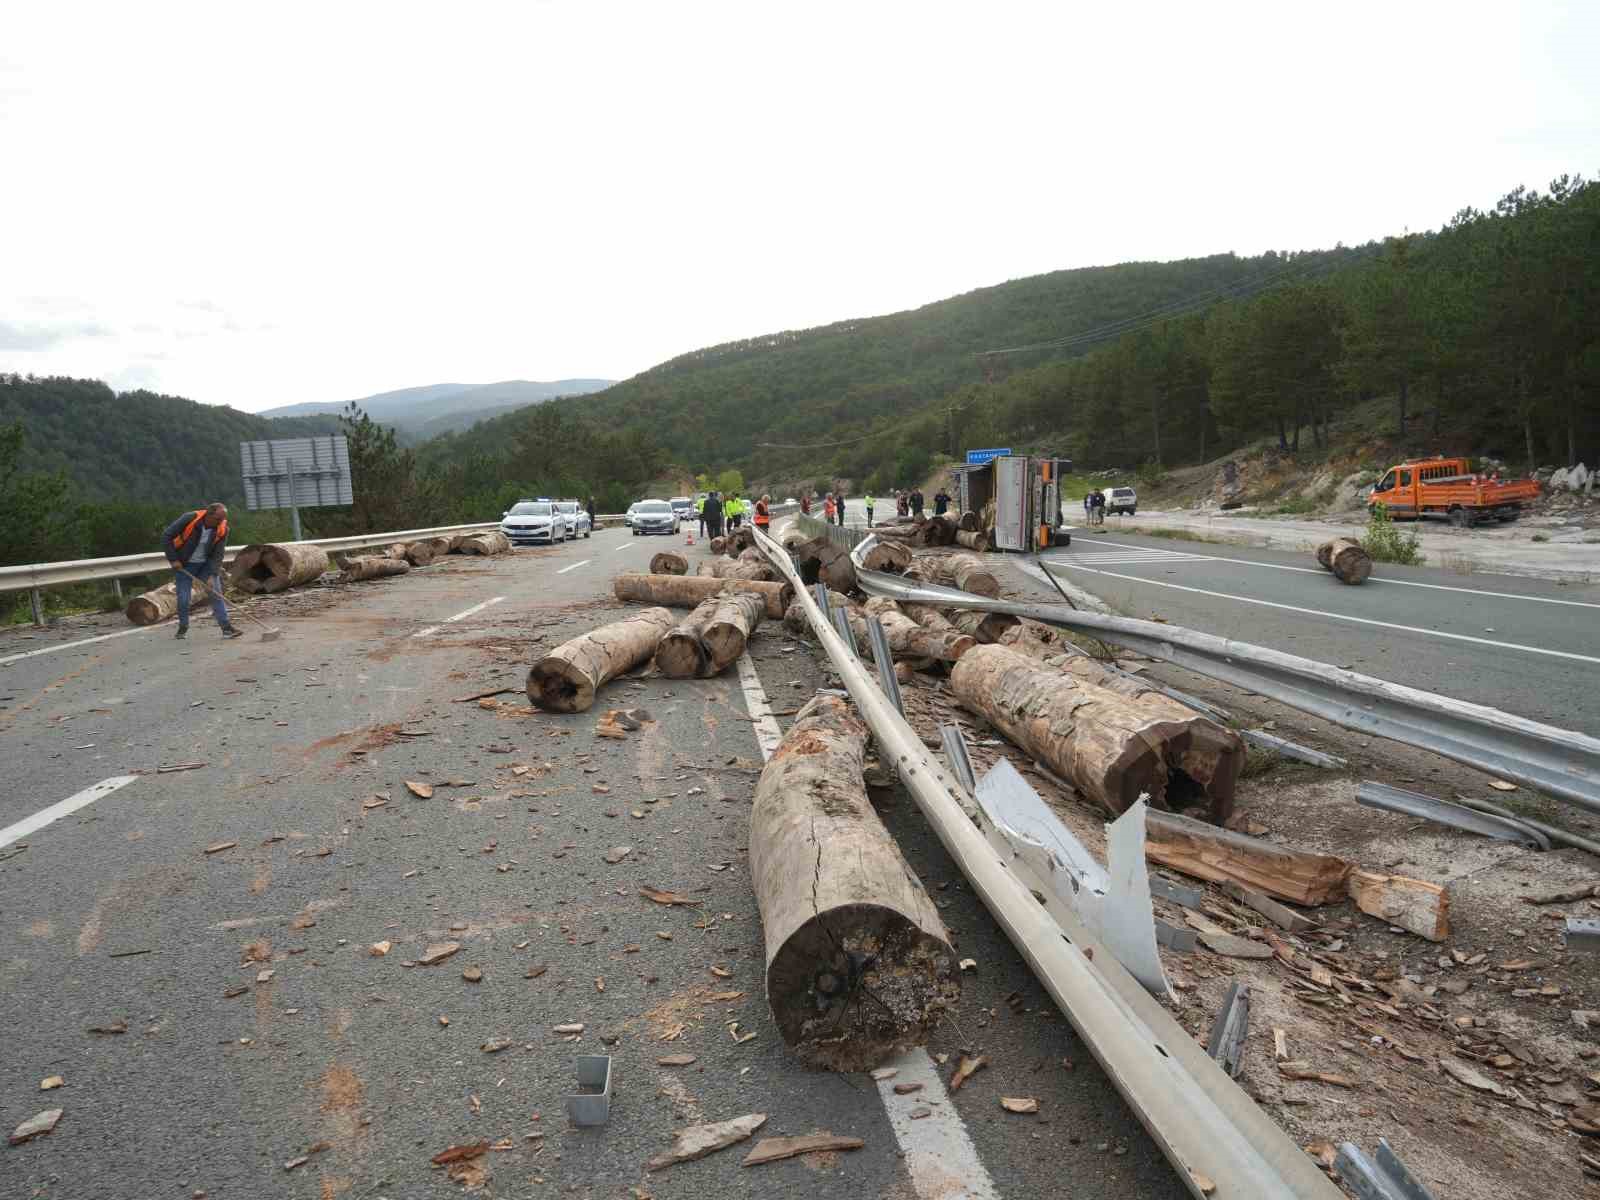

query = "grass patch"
[[1438, 552, 1476, 575], [1361, 503, 1425, 566], [1239, 747, 1282, 779], [1531, 533, 1550, 543], [1129, 526, 1235, 545]]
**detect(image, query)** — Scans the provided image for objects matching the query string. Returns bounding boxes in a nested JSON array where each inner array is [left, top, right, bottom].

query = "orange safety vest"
[[754, 501, 770, 526], [175, 510, 228, 554]]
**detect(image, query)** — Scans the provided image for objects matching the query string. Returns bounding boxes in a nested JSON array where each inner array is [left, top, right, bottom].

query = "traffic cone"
[[685, 529, 694, 546]]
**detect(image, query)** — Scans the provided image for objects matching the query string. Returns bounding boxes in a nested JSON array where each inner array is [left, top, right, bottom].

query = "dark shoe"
[[175, 626, 188, 640], [220, 626, 244, 639]]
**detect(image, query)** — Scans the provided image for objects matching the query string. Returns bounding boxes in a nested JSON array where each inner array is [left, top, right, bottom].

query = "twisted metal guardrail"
[[752, 521, 1344, 1200]]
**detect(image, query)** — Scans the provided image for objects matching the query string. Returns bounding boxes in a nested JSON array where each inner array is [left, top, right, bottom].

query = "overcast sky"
[[2, 1, 1595, 413]]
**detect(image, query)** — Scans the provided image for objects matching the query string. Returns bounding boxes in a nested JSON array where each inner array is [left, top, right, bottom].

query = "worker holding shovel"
[[163, 503, 242, 640]]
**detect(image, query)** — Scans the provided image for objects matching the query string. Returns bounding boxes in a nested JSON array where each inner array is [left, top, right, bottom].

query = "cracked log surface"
[[612, 573, 792, 619], [526, 605, 676, 712], [748, 693, 958, 1071]]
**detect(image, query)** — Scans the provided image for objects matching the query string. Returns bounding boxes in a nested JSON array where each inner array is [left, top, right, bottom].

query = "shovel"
[[175, 564, 282, 642]]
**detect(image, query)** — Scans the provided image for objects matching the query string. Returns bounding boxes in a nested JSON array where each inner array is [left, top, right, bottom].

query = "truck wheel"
[[1449, 507, 1469, 528]]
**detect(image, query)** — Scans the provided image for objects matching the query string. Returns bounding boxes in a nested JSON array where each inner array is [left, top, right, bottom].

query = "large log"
[[613, 573, 792, 619], [954, 530, 990, 553], [949, 608, 1020, 644], [703, 590, 766, 673], [859, 540, 912, 573], [941, 551, 999, 597], [340, 555, 412, 583], [923, 515, 958, 546], [401, 541, 435, 567], [792, 536, 856, 593], [724, 527, 755, 556], [1316, 537, 1372, 585], [696, 557, 773, 582], [527, 606, 676, 712], [126, 577, 215, 625], [709, 536, 727, 555], [863, 598, 975, 662], [950, 645, 1241, 820], [649, 551, 689, 575], [899, 602, 963, 638], [422, 536, 454, 559], [458, 532, 509, 555], [748, 694, 959, 1069], [957, 511, 980, 532], [778, 529, 808, 551], [230, 543, 330, 594], [654, 597, 719, 678], [1145, 810, 1350, 906]]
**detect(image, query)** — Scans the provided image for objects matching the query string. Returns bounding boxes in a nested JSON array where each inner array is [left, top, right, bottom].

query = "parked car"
[[1105, 486, 1138, 516], [630, 498, 680, 536], [500, 500, 568, 544], [669, 496, 695, 522], [555, 500, 591, 539]]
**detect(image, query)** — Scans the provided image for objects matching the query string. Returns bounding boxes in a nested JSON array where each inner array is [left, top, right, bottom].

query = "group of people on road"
[[1083, 489, 1108, 525], [695, 490, 774, 538]]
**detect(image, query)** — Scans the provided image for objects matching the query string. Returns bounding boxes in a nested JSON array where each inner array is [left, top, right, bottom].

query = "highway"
[[0, 522, 1185, 1200], [1036, 527, 1600, 735]]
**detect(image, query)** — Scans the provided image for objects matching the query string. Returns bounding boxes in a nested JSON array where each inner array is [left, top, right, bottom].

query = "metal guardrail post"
[[865, 616, 905, 716], [29, 587, 45, 627], [1206, 982, 1251, 1077], [939, 724, 977, 797], [831, 604, 858, 655], [111, 578, 123, 606], [1335, 1138, 1438, 1200]]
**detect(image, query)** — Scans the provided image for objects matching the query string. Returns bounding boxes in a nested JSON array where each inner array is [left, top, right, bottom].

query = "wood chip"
[[646, 1113, 767, 1171], [405, 780, 434, 799], [480, 1038, 512, 1053], [39, 1076, 63, 1091], [657, 1054, 697, 1067], [741, 1133, 864, 1166], [1487, 780, 1518, 791], [87, 1020, 127, 1035], [1277, 1064, 1355, 1087], [1000, 1096, 1039, 1114], [870, 1067, 898, 1081], [1198, 931, 1274, 959], [9, 1109, 63, 1145], [640, 886, 700, 906], [204, 841, 237, 855], [369, 941, 391, 957], [950, 1055, 988, 1091], [1440, 1056, 1514, 1097], [417, 941, 462, 965], [430, 1141, 489, 1165]]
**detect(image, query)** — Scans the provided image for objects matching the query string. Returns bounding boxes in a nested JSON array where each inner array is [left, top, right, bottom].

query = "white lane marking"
[[734, 652, 785, 761], [556, 560, 591, 575], [1066, 534, 1600, 609], [876, 1048, 1002, 1200], [1044, 560, 1600, 666], [0, 626, 150, 667], [0, 775, 138, 849], [613, 542, 634, 553], [731, 645, 997, 1200], [410, 596, 506, 639]]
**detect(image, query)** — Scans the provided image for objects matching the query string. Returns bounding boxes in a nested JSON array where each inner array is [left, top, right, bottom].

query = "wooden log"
[[649, 551, 689, 575], [958, 511, 980, 532], [459, 531, 511, 555], [1316, 537, 1372, 585], [925, 515, 958, 546], [384, 543, 408, 560], [702, 590, 765, 673], [950, 608, 1020, 644], [859, 540, 912, 573], [696, 557, 772, 582], [724, 527, 755, 556], [1346, 869, 1450, 941], [778, 529, 808, 551], [950, 645, 1241, 819], [955, 530, 990, 553], [1144, 810, 1350, 906], [654, 597, 720, 679], [709, 536, 727, 554], [942, 551, 999, 597], [864, 598, 975, 662], [792, 536, 857, 593], [126, 577, 216, 625], [423, 536, 454, 558], [340, 555, 412, 583], [400, 541, 435, 567], [527, 606, 676, 712], [613, 573, 792, 619], [230, 543, 330, 594], [748, 693, 959, 1069], [900, 602, 964, 639]]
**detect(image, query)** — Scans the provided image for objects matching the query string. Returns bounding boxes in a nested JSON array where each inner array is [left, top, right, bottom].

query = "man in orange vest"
[[162, 503, 241, 640], [754, 494, 771, 530]]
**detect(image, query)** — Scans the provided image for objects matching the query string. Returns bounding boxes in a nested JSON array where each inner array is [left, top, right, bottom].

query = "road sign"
[[240, 435, 352, 539], [965, 447, 1012, 466]]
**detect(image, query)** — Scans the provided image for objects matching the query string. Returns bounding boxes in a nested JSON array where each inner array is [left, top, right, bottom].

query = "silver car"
[[630, 498, 679, 536], [555, 500, 591, 539], [500, 500, 568, 544]]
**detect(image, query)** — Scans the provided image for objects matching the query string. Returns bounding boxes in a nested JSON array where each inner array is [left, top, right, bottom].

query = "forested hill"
[[0, 375, 342, 509], [418, 248, 1360, 474]]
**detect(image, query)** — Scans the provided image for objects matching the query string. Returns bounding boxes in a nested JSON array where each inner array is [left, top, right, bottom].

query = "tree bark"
[[613, 573, 792, 619], [126, 577, 215, 625], [527, 606, 676, 712], [649, 551, 689, 575], [1315, 538, 1372, 585], [1346, 868, 1450, 942], [948, 608, 1019, 644], [696, 557, 773, 582], [230, 543, 331, 594], [863, 597, 975, 662], [957, 511, 979, 532], [748, 693, 959, 1070], [1145, 810, 1350, 906], [401, 541, 435, 567], [792, 536, 857, 593], [859, 540, 912, 573], [654, 597, 719, 678], [458, 531, 511, 555], [709, 536, 727, 555], [950, 645, 1242, 820], [702, 590, 765, 672], [340, 555, 412, 582], [954, 530, 990, 553], [928, 551, 999, 597]]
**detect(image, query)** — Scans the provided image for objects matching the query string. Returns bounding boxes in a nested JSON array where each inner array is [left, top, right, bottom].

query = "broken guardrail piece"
[[1206, 982, 1251, 1078], [1242, 729, 1346, 769], [1356, 781, 1549, 851], [566, 1055, 613, 1126], [1335, 1137, 1438, 1200]]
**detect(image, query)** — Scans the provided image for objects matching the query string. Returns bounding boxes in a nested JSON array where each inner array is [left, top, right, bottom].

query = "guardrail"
[[0, 522, 503, 624], [751, 522, 1343, 1200], [853, 563, 1600, 814]]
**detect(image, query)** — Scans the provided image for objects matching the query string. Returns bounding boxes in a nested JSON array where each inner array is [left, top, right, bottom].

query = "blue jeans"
[[175, 560, 229, 628]]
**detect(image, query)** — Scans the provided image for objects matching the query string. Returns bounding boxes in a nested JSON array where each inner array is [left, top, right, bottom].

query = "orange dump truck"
[[1368, 456, 1540, 527]]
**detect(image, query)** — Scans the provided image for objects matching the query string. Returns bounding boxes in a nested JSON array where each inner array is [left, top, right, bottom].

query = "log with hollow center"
[[230, 543, 331, 594], [748, 693, 959, 1070]]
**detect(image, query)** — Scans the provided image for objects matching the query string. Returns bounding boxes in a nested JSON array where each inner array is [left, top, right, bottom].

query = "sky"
[[2, 1, 1596, 413]]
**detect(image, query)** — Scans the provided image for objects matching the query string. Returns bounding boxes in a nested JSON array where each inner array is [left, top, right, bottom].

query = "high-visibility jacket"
[[754, 500, 770, 526], [865, 495, 875, 508], [695, 498, 704, 514], [164, 509, 229, 564], [723, 498, 738, 518]]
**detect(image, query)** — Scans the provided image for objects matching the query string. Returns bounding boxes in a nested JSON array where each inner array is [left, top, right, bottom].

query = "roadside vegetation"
[[1360, 502, 1425, 566]]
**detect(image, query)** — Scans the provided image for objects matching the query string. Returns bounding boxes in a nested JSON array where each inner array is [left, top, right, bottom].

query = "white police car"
[[500, 500, 569, 544]]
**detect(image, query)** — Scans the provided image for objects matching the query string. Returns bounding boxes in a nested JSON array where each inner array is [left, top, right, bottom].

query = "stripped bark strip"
[[748, 693, 958, 1070]]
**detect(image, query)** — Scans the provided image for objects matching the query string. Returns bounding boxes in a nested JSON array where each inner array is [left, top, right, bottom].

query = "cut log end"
[[526, 659, 595, 713]]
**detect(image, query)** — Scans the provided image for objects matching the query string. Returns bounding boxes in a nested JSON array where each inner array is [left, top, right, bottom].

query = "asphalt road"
[[1, 523, 1185, 1199], [1037, 527, 1600, 736]]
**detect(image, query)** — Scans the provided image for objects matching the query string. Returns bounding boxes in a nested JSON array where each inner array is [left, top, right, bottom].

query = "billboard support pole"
[[287, 458, 303, 541]]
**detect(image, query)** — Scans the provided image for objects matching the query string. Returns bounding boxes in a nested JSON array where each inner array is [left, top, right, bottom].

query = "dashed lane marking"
[[410, 596, 506, 639], [0, 626, 151, 667], [0, 775, 139, 850], [731, 643, 998, 1199], [555, 560, 591, 575]]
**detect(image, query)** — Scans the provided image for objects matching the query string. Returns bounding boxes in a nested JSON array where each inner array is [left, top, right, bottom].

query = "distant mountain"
[[259, 379, 615, 435]]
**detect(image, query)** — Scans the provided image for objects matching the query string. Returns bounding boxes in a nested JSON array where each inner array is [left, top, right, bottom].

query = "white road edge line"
[[0, 775, 139, 850], [612, 543, 633, 553], [411, 596, 506, 639], [731, 648, 998, 1200], [1066, 533, 1600, 609], [556, 560, 591, 575], [0, 626, 151, 667], [1044, 560, 1600, 665]]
